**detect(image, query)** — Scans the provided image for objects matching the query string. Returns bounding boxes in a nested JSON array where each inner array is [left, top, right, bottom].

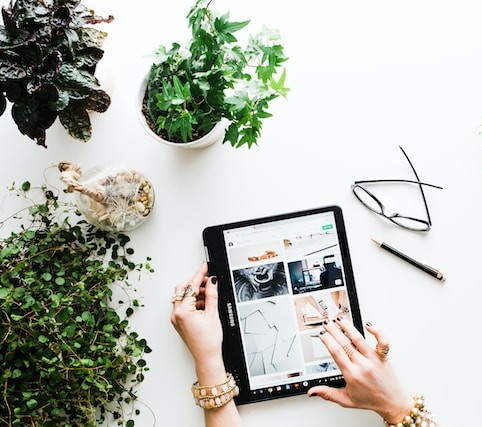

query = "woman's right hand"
[[170, 262, 224, 371], [307, 318, 414, 425]]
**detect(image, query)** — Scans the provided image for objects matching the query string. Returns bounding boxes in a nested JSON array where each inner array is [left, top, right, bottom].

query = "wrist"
[[194, 357, 227, 386], [381, 394, 438, 427], [377, 393, 414, 425]]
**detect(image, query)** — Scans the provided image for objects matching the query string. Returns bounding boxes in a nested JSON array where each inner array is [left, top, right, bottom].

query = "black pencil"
[[371, 238, 446, 283]]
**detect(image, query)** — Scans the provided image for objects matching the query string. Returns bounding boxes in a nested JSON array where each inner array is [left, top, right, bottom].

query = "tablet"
[[202, 205, 364, 404]]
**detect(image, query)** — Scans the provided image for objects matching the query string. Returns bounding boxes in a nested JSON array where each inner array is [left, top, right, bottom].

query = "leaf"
[[0, 288, 11, 299], [172, 75, 191, 103], [42, 272, 52, 281], [83, 90, 111, 113], [225, 94, 247, 111], [0, 59, 27, 81], [39, 51, 62, 79], [214, 15, 250, 43], [269, 68, 289, 98], [81, 311, 94, 323], [56, 64, 100, 92], [1, 7, 19, 38], [11, 369, 22, 379], [26, 399, 38, 410], [58, 103, 92, 142], [11, 95, 56, 145], [55, 277, 65, 285]]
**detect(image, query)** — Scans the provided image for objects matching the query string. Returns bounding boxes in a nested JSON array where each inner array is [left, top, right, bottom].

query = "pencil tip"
[[370, 238, 381, 246]]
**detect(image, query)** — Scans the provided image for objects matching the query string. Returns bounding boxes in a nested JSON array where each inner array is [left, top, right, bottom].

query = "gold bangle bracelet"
[[192, 372, 240, 410]]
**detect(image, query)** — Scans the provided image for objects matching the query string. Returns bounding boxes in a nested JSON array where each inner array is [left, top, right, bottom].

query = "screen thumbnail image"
[[293, 289, 350, 330], [233, 262, 288, 302], [227, 240, 282, 267], [238, 298, 303, 377], [288, 255, 343, 294], [283, 231, 338, 259]]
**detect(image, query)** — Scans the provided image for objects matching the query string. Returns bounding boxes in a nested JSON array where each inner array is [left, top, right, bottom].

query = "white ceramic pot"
[[137, 76, 228, 149]]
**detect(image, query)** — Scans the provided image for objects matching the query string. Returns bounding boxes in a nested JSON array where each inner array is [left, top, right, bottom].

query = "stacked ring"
[[342, 342, 357, 359], [171, 283, 198, 304]]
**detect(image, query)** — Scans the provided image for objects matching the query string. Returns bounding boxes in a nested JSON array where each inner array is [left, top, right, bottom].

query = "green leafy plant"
[[142, 0, 289, 148], [0, 182, 153, 426], [0, 0, 114, 147]]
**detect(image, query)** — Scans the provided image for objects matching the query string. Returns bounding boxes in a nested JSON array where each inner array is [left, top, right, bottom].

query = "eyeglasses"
[[351, 146, 443, 231]]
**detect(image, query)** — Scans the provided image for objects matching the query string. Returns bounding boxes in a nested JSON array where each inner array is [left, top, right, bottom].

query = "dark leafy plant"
[[0, 182, 153, 426], [143, 0, 289, 148], [0, 0, 114, 147]]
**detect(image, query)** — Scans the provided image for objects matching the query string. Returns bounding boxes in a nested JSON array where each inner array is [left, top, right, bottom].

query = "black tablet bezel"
[[202, 205, 363, 405]]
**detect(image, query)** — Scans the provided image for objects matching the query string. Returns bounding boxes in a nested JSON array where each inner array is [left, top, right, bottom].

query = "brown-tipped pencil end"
[[371, 238, 382, 246]]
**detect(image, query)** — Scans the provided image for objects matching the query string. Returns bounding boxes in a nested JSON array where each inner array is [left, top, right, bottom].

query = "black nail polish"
[[336, 317, 342, 322], [366, 321, 372, 327], [309, 392, 318, 397], [211, 276, 217, 284], [319, 330, 326, 335], [323, 320, 329, 325]]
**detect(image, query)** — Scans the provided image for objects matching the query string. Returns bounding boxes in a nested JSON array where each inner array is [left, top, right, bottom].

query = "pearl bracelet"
[[192, 372, 240, 410], [383, 394, 438, 427]]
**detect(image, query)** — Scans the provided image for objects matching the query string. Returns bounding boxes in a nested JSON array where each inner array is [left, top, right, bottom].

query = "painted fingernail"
[[211, 276, 217, 285], [309, 392, 318, 397], [365, 321, 372, 327], [319, 330, 326, 335], [336, 317, 342, 322], [323, 320, 329, 325]]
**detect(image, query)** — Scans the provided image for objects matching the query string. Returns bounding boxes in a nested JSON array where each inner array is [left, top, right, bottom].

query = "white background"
[[1, 1, 482, 426]]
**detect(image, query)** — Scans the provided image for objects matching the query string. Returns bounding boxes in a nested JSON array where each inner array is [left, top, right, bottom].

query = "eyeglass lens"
[[352, 185, 430, 231], [352, 185, 383, 214]]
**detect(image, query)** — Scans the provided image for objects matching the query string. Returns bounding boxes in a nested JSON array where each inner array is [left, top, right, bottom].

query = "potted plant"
[[140, 0, 289, 149], [0, 182, 153, 426], [0, 0, 113, 147]]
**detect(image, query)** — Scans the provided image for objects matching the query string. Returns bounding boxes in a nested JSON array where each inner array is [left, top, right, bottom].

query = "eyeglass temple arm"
[[398, 146, 432, 225], [353, 179, 443, 189]]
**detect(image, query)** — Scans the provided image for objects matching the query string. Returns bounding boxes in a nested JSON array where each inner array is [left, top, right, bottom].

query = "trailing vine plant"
[[0, 182, 153, 426]]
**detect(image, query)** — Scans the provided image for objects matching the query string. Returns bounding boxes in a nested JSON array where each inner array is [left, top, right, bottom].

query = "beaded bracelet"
[[192, 372, 240, 410], [383, 394, 438, 427]]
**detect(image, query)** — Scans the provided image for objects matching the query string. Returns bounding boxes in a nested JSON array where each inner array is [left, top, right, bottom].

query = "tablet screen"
[[203, 206, 363, 404]]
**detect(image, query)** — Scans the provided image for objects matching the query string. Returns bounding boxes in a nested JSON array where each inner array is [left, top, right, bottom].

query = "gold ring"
[[342, 342, 357, 358], [375, 345, 390, 357], [183, 283, 197, 298]]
